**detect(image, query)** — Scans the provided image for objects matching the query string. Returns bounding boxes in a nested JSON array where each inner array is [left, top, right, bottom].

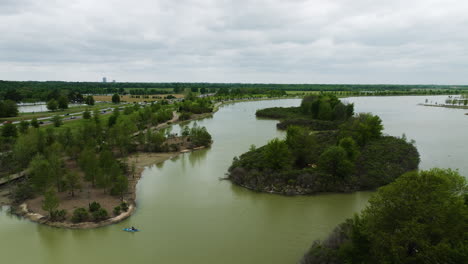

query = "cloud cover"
[[0, 0, 467, 83]]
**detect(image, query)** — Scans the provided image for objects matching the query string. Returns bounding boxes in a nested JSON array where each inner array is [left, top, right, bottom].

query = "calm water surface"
[[0, 96, 466, 264]]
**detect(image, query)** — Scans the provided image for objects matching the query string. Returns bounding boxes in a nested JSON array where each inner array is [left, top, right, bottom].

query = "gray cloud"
[[0, 0, 467, 83]]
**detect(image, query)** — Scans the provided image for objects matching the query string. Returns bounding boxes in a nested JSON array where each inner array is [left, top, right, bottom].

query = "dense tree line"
[[256, 94, 354, 130], [2, 80, 467, 103], [300, 168, 468, 264], [0, 100, 18, 117]]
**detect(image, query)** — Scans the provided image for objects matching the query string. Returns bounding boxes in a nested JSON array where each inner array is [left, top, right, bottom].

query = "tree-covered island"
[[228, 94, 420, 195]]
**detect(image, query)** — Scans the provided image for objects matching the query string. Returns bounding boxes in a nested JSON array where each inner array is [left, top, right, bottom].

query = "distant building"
[[112, 80, 116, 83], [103, 77, 107, 83]]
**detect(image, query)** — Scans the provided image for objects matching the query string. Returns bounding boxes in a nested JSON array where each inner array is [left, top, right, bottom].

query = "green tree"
[[78, 147, 99, 187], [112, 93, 121, 104], [339, 137, 360, 161], [340, 113, 383, 146], [0, 100, 19, 117], [46, 142, 65, 191], [285, 126, 316, 167], [57, 95, 69, 109], [83, 109, 91, 119], [51, 115, 63, 127], [318, 101, 333, 120], [113, 175, 128, 201], [47, 99, 58, 111], [345, 168, 468, 263], [85, 95, 95, 105], [30, 117, 39, 128], [318, 146, 354, 179], [263, 138, 293, 171], [64, 172, 81, 197], [1, 123, 17, 138], [18, 120, 30, 134], [42, 188, 59, 218]]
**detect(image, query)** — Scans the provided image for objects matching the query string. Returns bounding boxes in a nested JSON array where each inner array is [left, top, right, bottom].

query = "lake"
[[0, 96, 466, 264]]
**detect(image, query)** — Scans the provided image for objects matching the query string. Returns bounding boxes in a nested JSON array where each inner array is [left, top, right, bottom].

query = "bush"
[[92, 208, 109, 222], [71, 208, 89, 223], [50, 209, 67, 222], [113, 206, 121, 215], [120, 202, 129, 212], [88, 201, 101, 212], [179, 112, 192, 121], [12, 182, 35, 203]]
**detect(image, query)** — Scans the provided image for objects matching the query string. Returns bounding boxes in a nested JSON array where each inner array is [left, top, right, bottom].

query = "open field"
[[93, 94, 184, 103]]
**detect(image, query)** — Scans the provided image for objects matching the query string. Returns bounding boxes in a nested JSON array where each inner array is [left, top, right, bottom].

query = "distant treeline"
[[1, 80, 468, 102]]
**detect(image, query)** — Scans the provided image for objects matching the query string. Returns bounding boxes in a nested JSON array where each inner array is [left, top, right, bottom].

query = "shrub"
[[71, 208, 89, 223], [12, 182, 35, 202], [120, 202, 129, 212], [50, 209, 67, 222], [92, 208, 109, 222], [88, 201, 101, 212], [113, 206, 121, 215]]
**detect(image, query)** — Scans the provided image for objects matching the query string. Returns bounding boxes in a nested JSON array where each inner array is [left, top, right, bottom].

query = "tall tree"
[[42, 188, 59, 218]]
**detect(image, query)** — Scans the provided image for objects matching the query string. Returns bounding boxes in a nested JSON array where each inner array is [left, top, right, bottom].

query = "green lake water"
[[0, 96, 466, 264]]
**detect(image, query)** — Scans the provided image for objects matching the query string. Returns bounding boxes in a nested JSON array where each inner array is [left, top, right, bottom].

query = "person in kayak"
[[130, 226, 136, 231]]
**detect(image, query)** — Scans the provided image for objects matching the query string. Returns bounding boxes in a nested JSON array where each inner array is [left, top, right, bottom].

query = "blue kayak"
[[123, 228, 140, 232]]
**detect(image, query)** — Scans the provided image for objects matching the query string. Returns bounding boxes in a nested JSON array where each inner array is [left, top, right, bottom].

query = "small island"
[[228, 94, 420, 195]]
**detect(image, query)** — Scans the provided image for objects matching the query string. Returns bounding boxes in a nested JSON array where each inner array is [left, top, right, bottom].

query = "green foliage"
[[178, 98, 212, 114], [57, 95, 69, 109], [113, 206, 121, 215], [111, 175, 128, 200], [338, 137, 359, 161], [285, 126, 316, 167], [85, 95, 95, 105], [18, 120, 30, 134], [351, 169, 467, 263], [112, 93, 121, 104], [1, 123, 17, 138], [29, 154, 52, 192], [88, 201, 101, 212], [51, 115, 63, 127], [12, 182, 35, 203], [82, 109, 91, 119], [264, 138, 293, 171], [0, 100, 18, 117], [340, 113, 383, 146], [64, 172, 81, 197], [71, 208, 89, 223], [42, 188, 59, 217], [120, 202, 129, 212], [50, 209, 67, 222], [302, 168, 468, 264], [188, 125, 212, 147], [47, 99, 58, 111], [30, 117, 39, 128], [318, 146, 354, 179], [92, 208, 109, 222]]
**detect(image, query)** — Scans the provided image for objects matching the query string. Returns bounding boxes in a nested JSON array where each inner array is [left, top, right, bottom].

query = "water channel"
[[0, 96, 466, 264]]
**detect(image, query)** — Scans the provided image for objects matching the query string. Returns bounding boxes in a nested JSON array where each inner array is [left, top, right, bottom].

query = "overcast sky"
[[1, 0, 467, 84]]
